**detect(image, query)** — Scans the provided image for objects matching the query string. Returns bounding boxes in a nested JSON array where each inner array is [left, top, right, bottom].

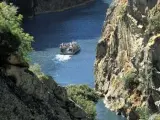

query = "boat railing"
[[60, 42, 78, 49]]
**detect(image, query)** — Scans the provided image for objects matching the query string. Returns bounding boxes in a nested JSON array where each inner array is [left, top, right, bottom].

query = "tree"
[[0, 2, 33, 61]]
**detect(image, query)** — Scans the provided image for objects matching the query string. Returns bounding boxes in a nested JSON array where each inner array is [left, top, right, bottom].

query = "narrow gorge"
[[95, 0, 160, 119], [1, 0, 160, 119]]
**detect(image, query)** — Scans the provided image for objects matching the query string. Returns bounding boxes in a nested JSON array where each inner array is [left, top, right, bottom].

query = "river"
[[23, 0, 126, 119]]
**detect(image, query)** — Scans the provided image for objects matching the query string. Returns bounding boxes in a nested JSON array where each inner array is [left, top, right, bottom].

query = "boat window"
[[69, 49, 72, 52]]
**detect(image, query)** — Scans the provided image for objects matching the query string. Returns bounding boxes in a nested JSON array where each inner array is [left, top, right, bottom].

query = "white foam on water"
[[54, 54, 72, 62]]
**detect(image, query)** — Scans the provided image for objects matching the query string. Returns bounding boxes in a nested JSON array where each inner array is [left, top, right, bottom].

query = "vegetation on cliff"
[[121, 71, 138, 90], [95, 0, 160, 119], [67, 85, 99, 119], [29, 63, 49, 80], [148, 4, 160, 33], [0, 2, 33, 60], [135, 106, 150, 120]]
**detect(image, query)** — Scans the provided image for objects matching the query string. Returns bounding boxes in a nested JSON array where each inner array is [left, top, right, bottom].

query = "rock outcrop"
[[95, 0, 160, 119], [0, 32, 88, 120]]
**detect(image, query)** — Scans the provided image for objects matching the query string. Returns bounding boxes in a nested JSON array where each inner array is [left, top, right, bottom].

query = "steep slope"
[[95, 0, 160, 119], [0, 32, 88, 120], [0, 2, 88, 120]]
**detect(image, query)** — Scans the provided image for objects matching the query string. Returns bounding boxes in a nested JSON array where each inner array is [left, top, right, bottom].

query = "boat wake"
[[54, 54, 72, 62]]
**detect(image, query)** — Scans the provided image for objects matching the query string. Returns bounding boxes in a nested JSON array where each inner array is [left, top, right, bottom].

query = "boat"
[[59, 41, 80, 55]]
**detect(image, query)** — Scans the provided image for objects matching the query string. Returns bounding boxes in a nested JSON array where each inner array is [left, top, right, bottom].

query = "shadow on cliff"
[[23, 0, 109, 51]]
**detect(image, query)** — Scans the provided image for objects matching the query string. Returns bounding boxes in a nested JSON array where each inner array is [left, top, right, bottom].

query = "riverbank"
[[35, 0, 95, 15]]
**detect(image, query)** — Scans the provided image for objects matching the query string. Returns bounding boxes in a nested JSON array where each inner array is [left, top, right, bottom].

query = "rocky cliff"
[[35, 0, 94, 14], [1, 0, 94, 16], [95, 0, 160, 119], [0, 33, 88, 120]]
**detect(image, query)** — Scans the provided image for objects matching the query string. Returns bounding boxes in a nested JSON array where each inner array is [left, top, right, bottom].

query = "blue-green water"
[[24, 0, 126, 119]]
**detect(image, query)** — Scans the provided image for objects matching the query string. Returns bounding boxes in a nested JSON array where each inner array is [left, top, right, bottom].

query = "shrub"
[[66, 85, 99, 119], [121, 72, 138, 90], [136, 106, 150, 120], [147, 5, 160, 34], [29, 63, 49, 80], [150, 114, 160, 120], [0, 2, 33, 61]]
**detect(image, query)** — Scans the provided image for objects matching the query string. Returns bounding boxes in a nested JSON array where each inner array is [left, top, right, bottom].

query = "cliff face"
[[0, 32, 88, 120], [35, 0, 94, 14], [95, 0, 160, 119], [3, 0, 93, 16]]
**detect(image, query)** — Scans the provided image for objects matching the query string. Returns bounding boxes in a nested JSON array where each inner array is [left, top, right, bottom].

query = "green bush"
[[147, 5, 160, 33], [136, 106, 150, 120], [66, 85, 99, 119], [121, 72, 138, 90], [29, 63, 49, 80], [150, 114, 160, 120], [0, 2, 33, 61]]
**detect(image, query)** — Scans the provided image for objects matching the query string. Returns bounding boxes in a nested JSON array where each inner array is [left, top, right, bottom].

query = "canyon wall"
[[35, 0, 94, 14], [95, 0, 160, 119]]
